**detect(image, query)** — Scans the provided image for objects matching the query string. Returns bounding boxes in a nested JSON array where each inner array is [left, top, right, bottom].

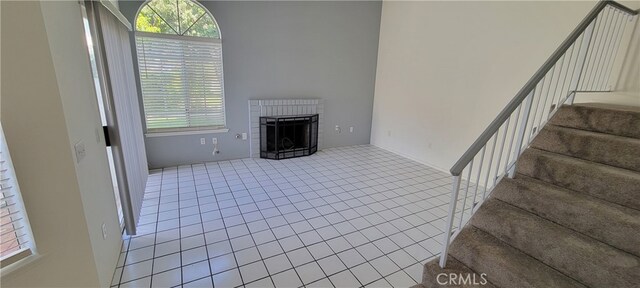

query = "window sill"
[[145, 128, 229, 138], [1, 251, 41, 277]]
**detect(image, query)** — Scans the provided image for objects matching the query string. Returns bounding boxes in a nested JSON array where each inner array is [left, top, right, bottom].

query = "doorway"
[[81, 4, 124, 228], [79, 1, 149, 235]]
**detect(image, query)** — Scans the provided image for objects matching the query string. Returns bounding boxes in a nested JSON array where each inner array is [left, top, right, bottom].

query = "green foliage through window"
[[136, 0, 219, 38]]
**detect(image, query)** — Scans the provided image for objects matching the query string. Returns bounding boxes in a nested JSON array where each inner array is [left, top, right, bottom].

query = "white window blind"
[[136, 33, 226, 132], [0, 124, 35, 267]]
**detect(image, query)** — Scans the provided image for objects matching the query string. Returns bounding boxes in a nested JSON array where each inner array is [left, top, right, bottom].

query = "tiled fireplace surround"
[[249, 99, 324, 158]]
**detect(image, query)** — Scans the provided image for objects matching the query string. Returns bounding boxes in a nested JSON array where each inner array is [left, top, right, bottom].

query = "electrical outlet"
[[101, 223, 107, 239], [242, 133, 247, 140], [335, 125, 341, 133], [349, 127, 354, 133], [200, 138, 206, 145], [212, 138, 218, 144]]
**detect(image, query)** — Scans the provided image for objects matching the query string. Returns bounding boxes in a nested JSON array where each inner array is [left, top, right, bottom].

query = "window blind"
[[136, 33, 226, 132], [96, 3, 149, 235], [0, 124, 34, 267]]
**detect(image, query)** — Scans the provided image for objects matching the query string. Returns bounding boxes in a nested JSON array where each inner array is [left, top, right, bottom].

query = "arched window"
[[135, 0, 225, 132]]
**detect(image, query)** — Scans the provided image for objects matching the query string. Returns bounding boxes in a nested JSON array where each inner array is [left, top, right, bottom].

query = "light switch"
[[74, 141, 86, 163], [101, 223, 107, 239]]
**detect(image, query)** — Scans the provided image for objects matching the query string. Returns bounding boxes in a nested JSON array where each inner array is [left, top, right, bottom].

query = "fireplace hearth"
[[260, 114, 318, 160]]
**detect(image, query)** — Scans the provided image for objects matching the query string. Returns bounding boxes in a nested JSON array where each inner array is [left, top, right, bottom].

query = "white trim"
[[135, 31, 221, 43], [0, 248, 32, 268], [98, 0, 132, 31], [145, 128, 229, 137], [134, 0, 222, 39], [0, 251, 41, 277]]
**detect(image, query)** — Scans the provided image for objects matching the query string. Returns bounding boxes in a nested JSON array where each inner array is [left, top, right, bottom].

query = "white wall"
[[617, 6, 640, 96], [1, 1, 121, 287], [371, 1, 638, 172]]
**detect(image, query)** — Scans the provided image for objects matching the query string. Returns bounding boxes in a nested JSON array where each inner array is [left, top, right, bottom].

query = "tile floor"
[[111, 145, 455, 288]]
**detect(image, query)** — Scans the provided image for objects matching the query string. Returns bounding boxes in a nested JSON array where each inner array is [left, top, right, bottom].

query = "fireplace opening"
[[260, 114, 318, 160]]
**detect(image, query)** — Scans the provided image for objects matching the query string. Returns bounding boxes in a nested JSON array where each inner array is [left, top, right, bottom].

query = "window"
[[135, 0, 225, 133], [0, 124, 35, 268]]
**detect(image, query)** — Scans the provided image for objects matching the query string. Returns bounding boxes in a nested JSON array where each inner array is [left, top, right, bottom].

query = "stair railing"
[[439, 0, 638, 268]]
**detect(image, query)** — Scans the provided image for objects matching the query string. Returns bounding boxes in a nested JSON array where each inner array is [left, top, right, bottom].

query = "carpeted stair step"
[[491, 175, 640, 257], [517, 148, 640, 210], [471, 199, 640, 288], [531, 125, 640, 172], [421, 257, 497, 288], [449, 226, 585, 288], [549, 104, 640, 139]]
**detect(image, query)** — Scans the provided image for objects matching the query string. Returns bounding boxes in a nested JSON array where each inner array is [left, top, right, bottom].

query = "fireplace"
[[260, 114, 318, 160]]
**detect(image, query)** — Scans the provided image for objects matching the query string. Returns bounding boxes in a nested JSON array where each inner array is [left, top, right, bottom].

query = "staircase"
[[418, 103, 640, 287]]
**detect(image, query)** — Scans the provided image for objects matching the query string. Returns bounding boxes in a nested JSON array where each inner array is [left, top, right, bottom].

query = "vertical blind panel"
[[98, 5, 149, 235], [136, 35, 226, 131], [0, 124, 33, 260]]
